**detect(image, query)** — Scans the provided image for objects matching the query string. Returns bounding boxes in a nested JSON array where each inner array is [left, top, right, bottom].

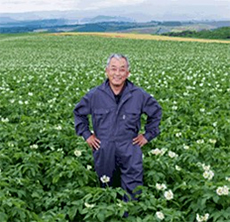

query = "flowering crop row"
[[0, 34, 230, 221]]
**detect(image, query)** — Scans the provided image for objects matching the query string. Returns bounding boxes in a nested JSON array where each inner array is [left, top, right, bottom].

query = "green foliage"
[[0, 34, 230, 221], [162, 26, 230, 40]]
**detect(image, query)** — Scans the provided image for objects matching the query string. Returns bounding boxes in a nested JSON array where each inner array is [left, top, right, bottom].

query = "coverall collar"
[[99, 79, 137, 113], [100, 78, 136, 95]]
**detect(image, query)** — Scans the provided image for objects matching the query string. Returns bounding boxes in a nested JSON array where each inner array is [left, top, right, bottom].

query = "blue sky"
[[0, 0, 230, 20]]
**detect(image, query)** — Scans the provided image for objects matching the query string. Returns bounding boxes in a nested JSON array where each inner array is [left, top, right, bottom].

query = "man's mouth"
[[113, 76, 122, 81]]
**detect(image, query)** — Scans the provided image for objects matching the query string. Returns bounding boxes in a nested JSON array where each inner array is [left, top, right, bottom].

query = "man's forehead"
[[109, 57, 127, 66]]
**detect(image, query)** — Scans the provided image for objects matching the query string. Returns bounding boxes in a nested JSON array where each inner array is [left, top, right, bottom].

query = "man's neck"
[[110, 83, 125, 95]]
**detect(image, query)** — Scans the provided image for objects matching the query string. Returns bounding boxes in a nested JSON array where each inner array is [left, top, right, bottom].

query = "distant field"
[[50, 32, 230, 44]]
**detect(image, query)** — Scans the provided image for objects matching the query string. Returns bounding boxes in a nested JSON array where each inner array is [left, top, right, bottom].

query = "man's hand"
[[133, 134, 148, 147], [86, 134, 101, 150]]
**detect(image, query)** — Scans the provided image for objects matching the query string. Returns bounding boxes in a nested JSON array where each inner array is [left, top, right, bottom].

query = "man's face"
[[106, 57, 129, 88]]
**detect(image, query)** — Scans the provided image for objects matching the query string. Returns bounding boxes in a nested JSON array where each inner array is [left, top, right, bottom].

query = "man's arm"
[[73, 92, 101, 150], [73, 93, 92, 140], [142, 93, 162, 142]]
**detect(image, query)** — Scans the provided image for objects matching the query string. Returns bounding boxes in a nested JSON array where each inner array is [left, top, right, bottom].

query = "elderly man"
[[74, 54, 162, 201]]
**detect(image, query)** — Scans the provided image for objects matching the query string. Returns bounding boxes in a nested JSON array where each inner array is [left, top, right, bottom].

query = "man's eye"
[[111, 68, 117, 72]]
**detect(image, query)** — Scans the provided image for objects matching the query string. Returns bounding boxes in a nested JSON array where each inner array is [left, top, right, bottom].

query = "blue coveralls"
[[74, 79, 162, 200]]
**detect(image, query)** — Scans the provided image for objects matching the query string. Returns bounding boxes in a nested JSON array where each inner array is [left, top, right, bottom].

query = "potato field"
[[0, 33, 230, 222]]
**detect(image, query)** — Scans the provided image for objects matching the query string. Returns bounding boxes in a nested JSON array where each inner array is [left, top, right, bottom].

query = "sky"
[[0, 0, 230, 20]]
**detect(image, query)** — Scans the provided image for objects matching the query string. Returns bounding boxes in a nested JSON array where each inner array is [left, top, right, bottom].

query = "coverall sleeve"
[[142, 93, 162, 142], [73, 92, 92, 141]]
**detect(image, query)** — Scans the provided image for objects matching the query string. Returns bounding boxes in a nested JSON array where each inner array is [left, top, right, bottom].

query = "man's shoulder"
[[127, 80, 148, 95], [87, 80, 107, 95]]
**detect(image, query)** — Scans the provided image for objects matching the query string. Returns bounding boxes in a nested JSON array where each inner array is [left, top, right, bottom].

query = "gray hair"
[[106, 54, 130, 71]]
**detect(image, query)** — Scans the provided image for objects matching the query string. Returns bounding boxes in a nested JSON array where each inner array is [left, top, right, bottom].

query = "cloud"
[[0, 0, 229, 20], [0, 0, 145, 13]]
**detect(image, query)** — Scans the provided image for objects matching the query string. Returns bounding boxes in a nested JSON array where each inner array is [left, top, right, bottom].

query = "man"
[[73, 54, 162, 201]]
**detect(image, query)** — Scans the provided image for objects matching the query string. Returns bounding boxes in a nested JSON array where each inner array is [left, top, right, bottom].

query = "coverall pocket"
[[124, 109, 141, 131], [93, 108, 111, 130]]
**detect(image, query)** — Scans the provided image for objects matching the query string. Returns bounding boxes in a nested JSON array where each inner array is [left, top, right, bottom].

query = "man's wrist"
[[82, 131, 92, 141]]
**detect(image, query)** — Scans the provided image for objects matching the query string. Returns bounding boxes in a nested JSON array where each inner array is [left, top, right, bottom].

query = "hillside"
[[0, 17, 230, 40], [162, 27, 230, 40]]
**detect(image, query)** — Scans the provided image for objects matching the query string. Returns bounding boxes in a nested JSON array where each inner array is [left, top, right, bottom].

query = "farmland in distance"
[[0, 33, 230, 222]]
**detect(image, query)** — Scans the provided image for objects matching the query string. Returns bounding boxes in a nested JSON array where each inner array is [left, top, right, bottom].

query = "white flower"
[[86, 165, 92, 170], [30, 144, 38, 149], [197, 139, 204, 144], [225, 177, 230, 182], [116, 200, 123, 207], [175, 132, 182, 137], [28, 92, 33, 96], [196, 213, 209, 222], [203, 170, 214, 180], [100, 175, 110, 184], [84, 202, 95, 208], [183, 144, 190, 150], [9, 99, 15, 103], [1, 118, 9, 123], [217, 185, 229, 196], [223, 185, 229, 195], [175, 165, 181, 171], [54, 125, 62, 130], [164, 190, 174, 200], [172, 105, 178, 110], [202, 164, 210, 171], [57, 148, 63, 153], [168, 151, 178, 158], [74, 149, 82, 157], [222, 185, 229, 195], [216, 187, 224, 196], [150, 148, 161, 155], [150, 148, 167, 156], [200, 108, 205, 112], [156, 211, 165, 220], [209, 139, 216, 144], [24, 101, 29, 105], [203, 214, 209, 221], [156, 183, 167, 190], [183, 92, 189, 96]]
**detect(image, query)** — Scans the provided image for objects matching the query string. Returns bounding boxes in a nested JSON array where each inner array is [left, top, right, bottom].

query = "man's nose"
[[114, 69, 121, 75]]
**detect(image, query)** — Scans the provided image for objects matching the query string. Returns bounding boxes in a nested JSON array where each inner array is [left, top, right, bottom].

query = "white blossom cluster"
[[30, 144, 38, 149], [156, 183, 167, 191], [183, 144, 190, 150], [149, 148, 167, 156], [197, 139, 204, 144], [168, 151, 178, 158], [196, 213, 209, 222], [1, 117, 9, 123], [208, 139, 216, 144], [200, 163, 214, 180], [54, 125, 62, 130], [156, 211, 165, 220], [216, 185, 229, 196], [84, 202, 95, 208]]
